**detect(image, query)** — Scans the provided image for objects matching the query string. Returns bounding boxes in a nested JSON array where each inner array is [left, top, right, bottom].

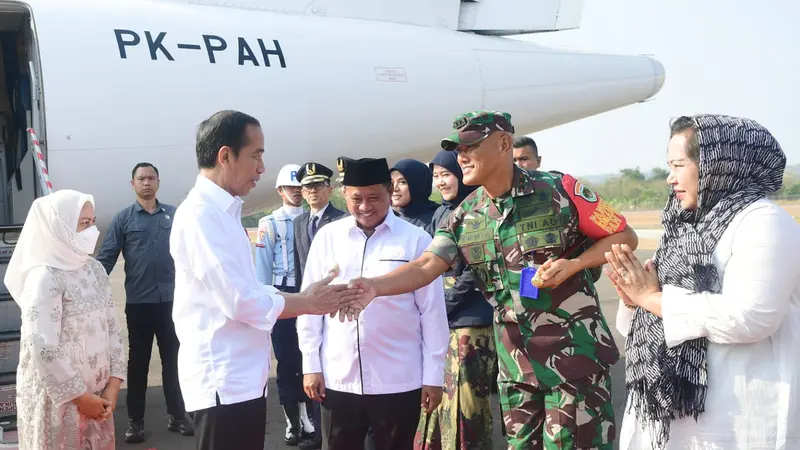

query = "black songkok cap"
[[342, 158, 391, 187]]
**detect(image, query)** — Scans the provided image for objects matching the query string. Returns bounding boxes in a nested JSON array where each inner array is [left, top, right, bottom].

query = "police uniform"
[[426, 111, 626, 450], [293, 162, 348, 290], [254, 164, 315, 445]]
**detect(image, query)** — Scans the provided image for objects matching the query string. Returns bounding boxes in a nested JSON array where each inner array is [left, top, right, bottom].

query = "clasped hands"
[[301, 267, 378, 321], [603, 244, 660, 309], [72, 377, 122, 421]]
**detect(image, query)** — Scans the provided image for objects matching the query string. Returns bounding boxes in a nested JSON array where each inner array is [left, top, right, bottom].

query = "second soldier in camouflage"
[[348, 110, 638, 449]]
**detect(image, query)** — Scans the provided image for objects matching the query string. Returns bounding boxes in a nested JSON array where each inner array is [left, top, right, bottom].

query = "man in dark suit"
[[293, 161, 348, 449]]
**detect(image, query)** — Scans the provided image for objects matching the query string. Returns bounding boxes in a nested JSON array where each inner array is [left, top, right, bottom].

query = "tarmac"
[[108, 251, 651, 450]]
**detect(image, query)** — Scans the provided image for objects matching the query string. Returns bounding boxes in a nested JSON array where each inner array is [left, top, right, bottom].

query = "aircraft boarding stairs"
[[0, 225, 21, 448], [0, 128, 50, 448]]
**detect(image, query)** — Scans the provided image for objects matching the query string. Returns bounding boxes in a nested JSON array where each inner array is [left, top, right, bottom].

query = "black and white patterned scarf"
[[625, 114, 786, 449]]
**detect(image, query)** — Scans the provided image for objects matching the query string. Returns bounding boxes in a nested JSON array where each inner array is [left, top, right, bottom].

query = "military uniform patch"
[[256, 218, 273, 249], [469, 245, 485, 261], [561, 173, 626, 239], [256, 226, 266, 248], [574, 180, 597, 203]]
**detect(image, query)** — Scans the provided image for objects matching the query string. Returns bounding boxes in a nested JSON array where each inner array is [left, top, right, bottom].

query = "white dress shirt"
[[170, 175, 286, 412], [311, 203, 329, 220], [297, 208, 448, 395], [308, 203, 329, 238], [617, 199, 800, 449]]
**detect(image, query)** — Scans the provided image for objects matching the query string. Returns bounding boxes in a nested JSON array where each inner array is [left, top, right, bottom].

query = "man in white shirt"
[[297, 157, 449, 450], [293, 162, 347, 450], [170, 110, 356, 450]]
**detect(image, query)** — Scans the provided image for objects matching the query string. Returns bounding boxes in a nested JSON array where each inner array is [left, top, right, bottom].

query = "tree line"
[[588, 167, 800, 211]]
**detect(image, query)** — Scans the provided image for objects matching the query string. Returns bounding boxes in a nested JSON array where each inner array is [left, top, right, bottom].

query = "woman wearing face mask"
[[606, 115, 800, 449], [5, 190, 126, 450], [390, 159, 440, 234], [414, 150, 496, 450]]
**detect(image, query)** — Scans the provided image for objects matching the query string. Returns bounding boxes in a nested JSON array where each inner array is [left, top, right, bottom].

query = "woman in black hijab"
[[389, 159, 440, 233], [413, 150, 496, 450]]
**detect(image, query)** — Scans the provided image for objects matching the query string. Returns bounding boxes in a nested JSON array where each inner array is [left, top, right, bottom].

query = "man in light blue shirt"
[[255, 164, 314, 446]]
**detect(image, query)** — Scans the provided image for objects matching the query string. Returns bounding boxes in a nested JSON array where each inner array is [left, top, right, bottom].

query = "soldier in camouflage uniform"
[[346, 110, 638, 449]]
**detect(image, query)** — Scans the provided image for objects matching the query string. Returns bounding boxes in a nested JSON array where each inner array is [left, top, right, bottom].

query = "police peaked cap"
[[297, 162, 333, 185], [335, 156, 354, 183]]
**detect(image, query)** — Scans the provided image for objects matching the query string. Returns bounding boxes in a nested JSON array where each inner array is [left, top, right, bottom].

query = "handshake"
[[300, 264, 376, 321]]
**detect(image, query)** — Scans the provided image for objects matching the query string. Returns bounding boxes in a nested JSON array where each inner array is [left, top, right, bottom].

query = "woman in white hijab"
[[4, 189, 126, 450]]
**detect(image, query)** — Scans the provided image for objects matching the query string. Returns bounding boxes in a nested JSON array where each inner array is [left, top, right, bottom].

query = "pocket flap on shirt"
[[379, 249, 410, 263]]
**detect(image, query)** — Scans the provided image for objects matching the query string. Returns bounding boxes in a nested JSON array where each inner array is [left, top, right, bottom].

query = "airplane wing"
[[175, 0, 585, 35]]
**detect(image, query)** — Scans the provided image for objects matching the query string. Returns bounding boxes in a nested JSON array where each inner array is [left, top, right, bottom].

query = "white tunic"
[[297, 209, 449, 395], [617, 199, 800, 449], [15, 260, 126, 450]]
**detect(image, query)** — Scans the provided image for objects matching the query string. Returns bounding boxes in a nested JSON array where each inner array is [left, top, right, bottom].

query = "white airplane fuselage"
[[0, 0, 665, 231]]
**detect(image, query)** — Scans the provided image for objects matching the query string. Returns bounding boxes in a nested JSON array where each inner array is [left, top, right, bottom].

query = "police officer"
[[347, 110, 639, 449], [293, 162, 348, 290], [255, 164, 315, 445]]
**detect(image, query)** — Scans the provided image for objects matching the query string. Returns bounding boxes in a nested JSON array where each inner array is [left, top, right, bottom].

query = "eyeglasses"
[[302, 182, 330, 192]]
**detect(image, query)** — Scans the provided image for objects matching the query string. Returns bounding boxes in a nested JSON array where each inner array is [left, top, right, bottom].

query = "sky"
[[510, 0, 799, 177]]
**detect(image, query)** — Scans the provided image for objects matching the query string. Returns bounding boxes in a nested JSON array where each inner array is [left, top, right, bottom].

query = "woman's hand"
[[604, 244, 660, 305], [99, 377, 122, 420], [604, 267, 636, 309], [73, 392, 111, 420]]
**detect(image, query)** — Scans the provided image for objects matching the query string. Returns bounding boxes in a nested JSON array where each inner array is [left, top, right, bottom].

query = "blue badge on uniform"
[[520, 267, 539, 299]]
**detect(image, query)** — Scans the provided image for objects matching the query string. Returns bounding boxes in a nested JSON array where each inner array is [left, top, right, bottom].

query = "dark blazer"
[[293, 203, 348, 288]]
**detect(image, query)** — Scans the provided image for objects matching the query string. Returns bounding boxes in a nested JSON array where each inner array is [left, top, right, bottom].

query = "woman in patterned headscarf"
[[605, 114, 800, 449], [5, 190, 127, 449]]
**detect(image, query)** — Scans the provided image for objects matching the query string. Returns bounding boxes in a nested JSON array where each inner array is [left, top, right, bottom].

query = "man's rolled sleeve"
[[263, 285, 286, 328], [426, 229, 459, 269]]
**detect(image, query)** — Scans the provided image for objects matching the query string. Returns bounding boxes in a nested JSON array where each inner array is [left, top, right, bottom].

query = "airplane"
[[0, 0, 665, 235]]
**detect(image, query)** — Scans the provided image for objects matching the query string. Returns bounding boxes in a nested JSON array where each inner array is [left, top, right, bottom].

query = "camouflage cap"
[[441, 110, 515, 151]]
